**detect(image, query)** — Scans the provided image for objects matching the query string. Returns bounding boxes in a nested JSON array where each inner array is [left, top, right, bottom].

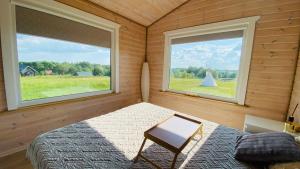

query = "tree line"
[[171, 67, 237, 79], [19, 61, 110, 76]]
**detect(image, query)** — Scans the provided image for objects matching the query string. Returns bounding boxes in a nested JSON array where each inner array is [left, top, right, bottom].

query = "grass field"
[[20, 76, 235, 101], [20, 75, 110, 101], [169, 78, 237, 98]]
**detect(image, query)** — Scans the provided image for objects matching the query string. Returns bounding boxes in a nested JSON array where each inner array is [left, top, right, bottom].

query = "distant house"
[[45, 70, 53, 75], [76, 71, 93, 77], [20, 66, 38, 76]]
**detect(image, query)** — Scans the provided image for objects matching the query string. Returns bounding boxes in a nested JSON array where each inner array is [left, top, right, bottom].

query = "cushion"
[[234, 132, 300, 162]]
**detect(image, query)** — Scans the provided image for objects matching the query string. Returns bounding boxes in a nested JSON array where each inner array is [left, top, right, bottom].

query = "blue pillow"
[[234, 132, 300, 162]]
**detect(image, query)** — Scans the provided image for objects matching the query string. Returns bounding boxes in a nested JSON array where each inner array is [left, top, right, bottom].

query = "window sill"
[[159, 90, 247, 107], [11, 92, 121, 112]]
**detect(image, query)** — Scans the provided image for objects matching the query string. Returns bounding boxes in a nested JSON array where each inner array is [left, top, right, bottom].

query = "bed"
[[27, 103, 263, 169]]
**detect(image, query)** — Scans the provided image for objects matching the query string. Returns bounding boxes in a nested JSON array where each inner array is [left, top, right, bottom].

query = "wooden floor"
[[0, 150, 33, 169]]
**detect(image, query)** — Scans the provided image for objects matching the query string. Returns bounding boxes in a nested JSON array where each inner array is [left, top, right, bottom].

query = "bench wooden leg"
[[171, 153, 179, 169], [135, 138, 181, 169], [134, 137, 147, 163]]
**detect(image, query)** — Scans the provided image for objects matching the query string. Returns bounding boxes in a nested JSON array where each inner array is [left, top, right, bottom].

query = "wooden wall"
[[0, 0, 146, 157], [288, 48, 300, 122], [147, 0, 300, 129]]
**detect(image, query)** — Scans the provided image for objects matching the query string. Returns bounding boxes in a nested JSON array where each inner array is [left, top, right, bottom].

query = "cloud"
[[17, 35, 42, 44], [171, 38, 242, 70], [16, 34, 110, 65]]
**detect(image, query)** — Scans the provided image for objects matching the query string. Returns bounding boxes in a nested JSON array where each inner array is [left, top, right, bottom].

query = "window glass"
[[16, 6, 111, 101], [169, 31, 243, 99]]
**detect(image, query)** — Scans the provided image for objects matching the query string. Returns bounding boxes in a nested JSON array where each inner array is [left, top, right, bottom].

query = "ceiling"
[[88, 0, 189, 26]]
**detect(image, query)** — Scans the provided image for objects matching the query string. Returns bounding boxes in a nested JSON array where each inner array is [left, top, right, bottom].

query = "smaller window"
[[162, 17, 259, 105]]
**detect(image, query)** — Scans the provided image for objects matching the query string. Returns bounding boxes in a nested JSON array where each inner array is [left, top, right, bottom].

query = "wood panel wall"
[[0, 0, 146, 157], [288, 48, 300, 122], [147, 0, 300, 129]]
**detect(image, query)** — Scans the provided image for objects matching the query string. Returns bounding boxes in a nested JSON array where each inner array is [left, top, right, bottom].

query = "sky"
[[171, 38, 243, 70], [16, 33, 242, 70], [16, 33, 111, 65]]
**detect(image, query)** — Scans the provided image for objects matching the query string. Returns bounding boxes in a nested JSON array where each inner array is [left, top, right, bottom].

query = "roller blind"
[[16, 6, 111, 48], [171, 30, 243, 45]]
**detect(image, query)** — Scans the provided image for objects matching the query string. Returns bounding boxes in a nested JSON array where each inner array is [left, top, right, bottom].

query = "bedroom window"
[[0, 0, 120, 110], [162, 17, 260, 105]]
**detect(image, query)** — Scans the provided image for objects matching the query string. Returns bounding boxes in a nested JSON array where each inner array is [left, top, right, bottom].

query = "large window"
[[0, 0, 120, 110], [17, 33, 111, 101], [162, 17, 259, 105]]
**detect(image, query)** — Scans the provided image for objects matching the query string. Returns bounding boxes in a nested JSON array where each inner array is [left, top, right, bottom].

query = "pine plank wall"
[[147, 0, 300, 128], [0, 0, 300, 159]]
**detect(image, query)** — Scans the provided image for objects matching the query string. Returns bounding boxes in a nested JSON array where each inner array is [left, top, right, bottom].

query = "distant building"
[[45, 70, 53, 75], [76, 71, 93, 77], [20, 66, 38, 76]]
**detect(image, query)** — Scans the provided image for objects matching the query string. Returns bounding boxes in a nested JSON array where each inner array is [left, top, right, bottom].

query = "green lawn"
[[169, 78, 237, 98], [20, 75, 110, 101], [20, 76, 235, 101]]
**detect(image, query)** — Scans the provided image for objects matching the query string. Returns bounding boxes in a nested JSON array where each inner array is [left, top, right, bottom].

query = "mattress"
[[27, 103, 263, 169]]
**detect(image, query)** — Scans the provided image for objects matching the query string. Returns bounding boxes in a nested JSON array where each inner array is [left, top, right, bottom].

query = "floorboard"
[[0, 150, 33, 169]]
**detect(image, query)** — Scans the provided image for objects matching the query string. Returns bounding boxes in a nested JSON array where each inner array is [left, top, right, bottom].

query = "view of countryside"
[[17, 34, 111, 101], [169, 37, 243, 98]]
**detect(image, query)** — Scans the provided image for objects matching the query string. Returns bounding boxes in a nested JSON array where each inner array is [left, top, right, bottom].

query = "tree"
[[18, 61, 111, 76], [187, 66, 199, 77], [78, 62, 92, 72], [68, 67, 78, 76], [102, 66, 111, 76], [35, 62, 45, 75], [92, 67, 103, 76], [55, 64, 65, 75], [196, 68, 206, 78]]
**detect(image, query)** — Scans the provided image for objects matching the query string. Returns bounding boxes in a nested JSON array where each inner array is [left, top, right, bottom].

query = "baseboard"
[[0, 145, 27, 158]]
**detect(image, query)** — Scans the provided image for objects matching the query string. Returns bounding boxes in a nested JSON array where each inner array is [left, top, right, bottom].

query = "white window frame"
[[162, 16, 260, 105], [0, 0, 120, 110]]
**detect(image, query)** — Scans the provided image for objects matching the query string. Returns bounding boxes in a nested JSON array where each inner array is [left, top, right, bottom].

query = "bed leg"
[[134, 137, 147, 163]]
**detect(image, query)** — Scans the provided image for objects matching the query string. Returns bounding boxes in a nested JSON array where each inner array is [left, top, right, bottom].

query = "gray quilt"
[[27, 103, 263, 169]]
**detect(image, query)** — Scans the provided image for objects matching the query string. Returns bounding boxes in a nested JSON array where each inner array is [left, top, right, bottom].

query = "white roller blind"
[[171, 30, 243, 45], [16, 6, 111, 48]]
